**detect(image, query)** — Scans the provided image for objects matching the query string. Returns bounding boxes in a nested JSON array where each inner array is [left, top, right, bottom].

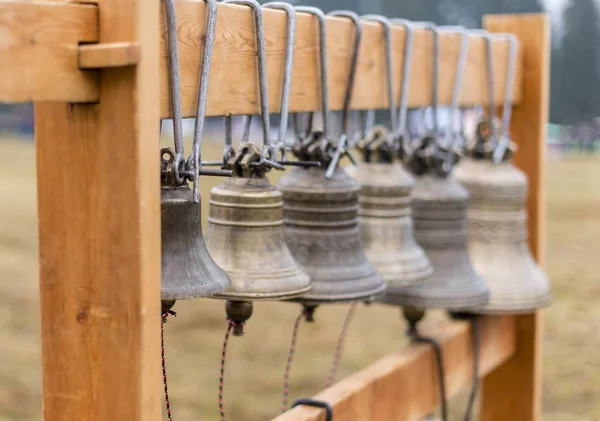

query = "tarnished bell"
[[383, 174, 489, 309], [161, 185, 231, 301], [205, 175, 311, 301], [277, 166, 386, 303], [346, 161, 432, 287], [455, 158, 552, 314]]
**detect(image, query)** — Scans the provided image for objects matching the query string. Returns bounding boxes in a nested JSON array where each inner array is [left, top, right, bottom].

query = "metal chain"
[[161, 310, 177, 421], [281, 308, 306, 413], [325, 303, 357, 388]]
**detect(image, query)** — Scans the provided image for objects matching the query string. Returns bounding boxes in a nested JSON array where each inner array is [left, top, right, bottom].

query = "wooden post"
[[481, 14, 550, 421], [35, 0, 162, 420]]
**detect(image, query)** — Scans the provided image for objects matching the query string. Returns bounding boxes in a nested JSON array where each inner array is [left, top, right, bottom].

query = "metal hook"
[[492, 33, 518, 163], [411, 22, 438, 137], [163, 0, 185, 184], [391, 18, 414, 155], [437, 26, 469, 172], [325, 10, 362, 178], [296, 6, 330, 141], [471, 29, 496, 139], [361, 15, 395, 149], [264, 2, 296, 162], [187, 0, 218, 202], [222, 0, 283, 171]]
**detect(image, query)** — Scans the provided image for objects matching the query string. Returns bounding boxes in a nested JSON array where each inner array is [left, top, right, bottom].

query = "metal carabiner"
[[325, 10, 362, 178], [492, 33, 518, 163], [263, 2, 296, 162]]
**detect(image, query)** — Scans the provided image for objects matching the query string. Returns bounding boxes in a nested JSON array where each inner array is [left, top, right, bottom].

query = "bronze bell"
[[454, 131, 551, 313], [277, 165, 386, 303], [346, 140, 433, 288], [383, 173, 489, 310], [205, 144, 311, 302], [161, 184, 231, 304]]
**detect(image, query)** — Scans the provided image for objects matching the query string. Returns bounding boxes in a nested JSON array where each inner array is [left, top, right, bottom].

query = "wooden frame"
[[0, 2, 549, 420]]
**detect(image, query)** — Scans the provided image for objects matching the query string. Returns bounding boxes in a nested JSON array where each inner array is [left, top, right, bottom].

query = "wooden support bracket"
[[78, 42, 141, 69]]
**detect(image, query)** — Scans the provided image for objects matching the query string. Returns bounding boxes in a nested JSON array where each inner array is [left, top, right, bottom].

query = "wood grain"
[[79, 42, 141, 69], [160, 0, 524, 118], [35, 0, 162, 420], [0, 1, 98, 102], [272, 316, 515, 421], [480, 14, 550, 421]]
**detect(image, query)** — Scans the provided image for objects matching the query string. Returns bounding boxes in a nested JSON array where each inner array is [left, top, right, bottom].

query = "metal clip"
[[291, 399, 333, 421]]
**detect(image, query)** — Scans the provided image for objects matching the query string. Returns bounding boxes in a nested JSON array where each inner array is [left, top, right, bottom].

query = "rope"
[[325, 303, 357, 388], [281, 308, 306, 413], [161, 310, 177, 421], [219, 320, 243, 421]]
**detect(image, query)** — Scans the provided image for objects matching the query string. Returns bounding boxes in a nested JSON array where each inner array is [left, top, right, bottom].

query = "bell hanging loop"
[[206, 0, 311, 333]]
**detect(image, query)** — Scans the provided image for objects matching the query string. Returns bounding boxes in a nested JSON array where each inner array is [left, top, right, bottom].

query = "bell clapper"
[[302, 304, 318, 323], [225, 300, 253, 337]]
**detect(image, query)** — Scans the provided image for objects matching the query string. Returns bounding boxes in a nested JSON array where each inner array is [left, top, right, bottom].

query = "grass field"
[[0, 137, 598, 421]]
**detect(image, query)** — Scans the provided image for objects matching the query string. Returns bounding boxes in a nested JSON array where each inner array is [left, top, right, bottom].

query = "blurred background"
[[1, 0, 599, 420]]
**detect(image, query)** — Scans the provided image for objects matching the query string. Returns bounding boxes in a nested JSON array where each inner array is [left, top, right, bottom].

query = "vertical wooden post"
[[481, 14, 550, 421], [35, 0, 161, 420]]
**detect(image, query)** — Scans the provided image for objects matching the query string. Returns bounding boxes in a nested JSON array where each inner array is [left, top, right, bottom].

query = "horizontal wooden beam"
[[79, 42, 141, 69], [161, 0, 523, 118], [0, 1, 523, 117], [0, 1, 98, 102], [271, 315, 515, 421]]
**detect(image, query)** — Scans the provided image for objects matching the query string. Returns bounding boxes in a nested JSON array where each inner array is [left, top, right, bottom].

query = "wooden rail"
[[273, 316, 515, 421], [1, 0, 522, 116]]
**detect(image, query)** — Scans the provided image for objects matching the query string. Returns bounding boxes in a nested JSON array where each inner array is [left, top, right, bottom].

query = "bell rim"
[[290, 282, 387, 304], [212, 284, 312, 301]]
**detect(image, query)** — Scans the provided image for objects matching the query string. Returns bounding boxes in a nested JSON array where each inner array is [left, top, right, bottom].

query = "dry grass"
[[0, 137, 598, 420]]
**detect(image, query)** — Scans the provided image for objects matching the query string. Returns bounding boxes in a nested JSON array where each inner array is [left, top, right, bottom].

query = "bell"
[[382, 173, 489, 310], [205, 173, 311, 301], [277, 166, 386, 303], [161, 184, 231, 303], [454, 158, 551, 313], [346, 161, 433, 287]]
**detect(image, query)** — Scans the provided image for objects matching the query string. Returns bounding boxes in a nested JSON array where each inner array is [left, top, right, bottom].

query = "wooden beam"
[[272, 316, 515, 421], [79, 42, 141, 69], [0, 0, 523, 115], [160, 0, 524, 118], [35, 0, 161, 420], [481, 14, 550, 421], [0, 1, 98, 102]]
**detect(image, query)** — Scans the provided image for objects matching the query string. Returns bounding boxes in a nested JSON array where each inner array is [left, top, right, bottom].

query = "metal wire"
[[493, 33, 519, 163], [189, 0, 218, 202], [391, 19, 415, 152], [464, 317, 481, 421], [407, 324, 448, 421], [296, 7, 330, 140], [362, 15, 395, 135], [281, 308, 306, 413], [325, 10, 362, 178], [163, 0, 185, 184], [264, 2, 296, 161], [325, 303, 357, 388]]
